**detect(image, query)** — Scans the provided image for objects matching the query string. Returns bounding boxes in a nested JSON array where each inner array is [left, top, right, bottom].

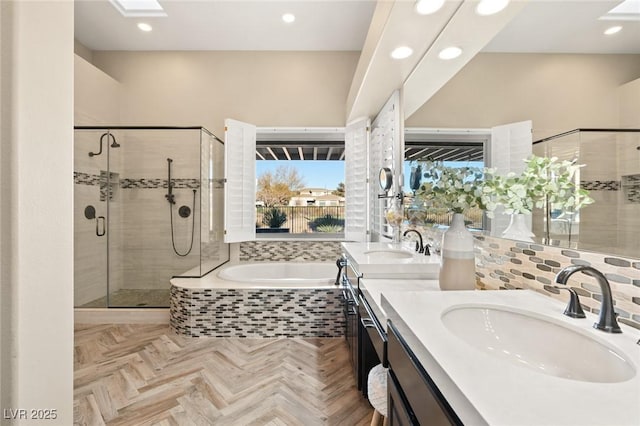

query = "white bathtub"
[[171, 262, 337, 289]]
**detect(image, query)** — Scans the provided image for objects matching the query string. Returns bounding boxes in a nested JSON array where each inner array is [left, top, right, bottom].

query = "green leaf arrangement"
[[415, 156, 593, 218]]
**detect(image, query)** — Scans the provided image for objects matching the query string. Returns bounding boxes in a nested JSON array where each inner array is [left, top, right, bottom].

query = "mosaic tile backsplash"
[[474, 235, 640, 330], [238, 240, 342, 262], [170, 285, 344, 338]]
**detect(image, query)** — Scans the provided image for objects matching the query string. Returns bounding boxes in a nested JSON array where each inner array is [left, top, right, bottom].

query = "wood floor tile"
[[74, 324, 372, 425]]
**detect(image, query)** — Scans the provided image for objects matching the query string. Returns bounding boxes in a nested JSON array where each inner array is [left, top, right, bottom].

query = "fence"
[[408, 207, 484, 229], [256, 206, 345, 234], [255, 205, 484, 235]]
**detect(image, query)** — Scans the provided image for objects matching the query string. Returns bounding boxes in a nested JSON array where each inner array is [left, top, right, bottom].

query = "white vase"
[[502, 213, 535, 242], [439, 213, 476, 291]]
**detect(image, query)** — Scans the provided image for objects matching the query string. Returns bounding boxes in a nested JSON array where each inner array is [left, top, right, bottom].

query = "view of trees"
[[333, 182, 345, 197], [256, 165, 306, 207]]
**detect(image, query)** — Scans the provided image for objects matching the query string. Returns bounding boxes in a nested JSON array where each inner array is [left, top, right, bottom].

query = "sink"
[[441, 306, 636, 383], [363, 249, 413, 259]]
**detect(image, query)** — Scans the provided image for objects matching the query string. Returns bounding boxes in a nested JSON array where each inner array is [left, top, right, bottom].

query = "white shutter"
[[369, 91, 401, 241], [345, 118, 370, 242], [224, 119, 256, 242], [488, 120, 533, 236]]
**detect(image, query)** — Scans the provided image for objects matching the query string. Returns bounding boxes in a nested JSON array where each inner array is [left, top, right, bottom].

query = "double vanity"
[[340, 241, 640, 426]]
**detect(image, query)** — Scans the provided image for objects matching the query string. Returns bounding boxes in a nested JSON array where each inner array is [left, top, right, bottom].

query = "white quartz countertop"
[[382, 289, 640, 426], [360, 278, 440, 324], [341, 242, 440, 278]]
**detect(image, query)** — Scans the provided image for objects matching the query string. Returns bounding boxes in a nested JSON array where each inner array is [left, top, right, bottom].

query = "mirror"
[[401, 5, 640, 260], [532, 129, 640, 258], [379, 167, 393, 191]]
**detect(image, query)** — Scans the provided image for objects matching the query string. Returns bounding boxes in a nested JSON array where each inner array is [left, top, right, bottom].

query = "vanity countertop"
[[341, 242, 440, 278], [359, 278, 440, 324], [381, 289, 640, 426]]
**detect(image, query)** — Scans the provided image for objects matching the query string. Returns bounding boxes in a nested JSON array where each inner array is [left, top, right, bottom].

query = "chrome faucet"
[[555, 265, 622, 333], [403, 229, 427, 254]]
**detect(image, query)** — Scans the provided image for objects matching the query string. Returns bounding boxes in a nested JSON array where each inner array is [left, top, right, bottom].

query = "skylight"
[[601, 0, 640, 21], [110, 0, 167, 17]]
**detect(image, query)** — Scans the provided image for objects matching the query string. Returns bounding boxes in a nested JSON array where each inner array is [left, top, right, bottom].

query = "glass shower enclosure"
[[532, 128, 640, 258], [74, 127, 228, 308]]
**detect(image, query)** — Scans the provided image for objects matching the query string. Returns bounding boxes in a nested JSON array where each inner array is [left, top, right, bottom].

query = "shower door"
[[74, 128, 207, 308], [74, 129, 112, 308]]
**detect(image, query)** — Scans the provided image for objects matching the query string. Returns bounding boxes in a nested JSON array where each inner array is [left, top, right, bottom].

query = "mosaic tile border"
[[580, 180, 620, 191], [239, 241, 342, 262], [120, 178, 200, 189], [474, 235, 640, 330], [73, 172, 199, 190], [170, 285, 344, 338], [74, 171, 100, 186]]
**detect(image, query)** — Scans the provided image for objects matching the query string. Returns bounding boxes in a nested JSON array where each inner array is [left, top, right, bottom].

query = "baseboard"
[[74, 308, 170, 324]]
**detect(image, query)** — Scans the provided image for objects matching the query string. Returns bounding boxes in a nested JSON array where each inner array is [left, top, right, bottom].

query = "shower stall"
[[74, 127, 228, 308]]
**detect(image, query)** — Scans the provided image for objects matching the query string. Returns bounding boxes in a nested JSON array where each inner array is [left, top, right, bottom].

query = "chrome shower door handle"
[[96, 216, 106, 237]]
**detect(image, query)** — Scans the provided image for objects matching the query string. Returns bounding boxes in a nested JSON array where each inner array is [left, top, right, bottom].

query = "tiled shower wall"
[[74, 129, 229, 306], [533, 131, 640, 257], [474, 234, 640, 330]]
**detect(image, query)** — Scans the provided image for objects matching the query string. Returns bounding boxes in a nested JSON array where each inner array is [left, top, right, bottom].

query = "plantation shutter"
[[369, 91, 402, 241], [224, 118, 256, 242], [344, 117, 370, 242], [488, 120, 533, 236]]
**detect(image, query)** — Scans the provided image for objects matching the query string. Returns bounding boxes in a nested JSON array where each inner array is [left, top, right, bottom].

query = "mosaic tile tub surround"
[[238, 240, 343, 262], [170, 285, 344, 338], [474, 235, 640, 330]]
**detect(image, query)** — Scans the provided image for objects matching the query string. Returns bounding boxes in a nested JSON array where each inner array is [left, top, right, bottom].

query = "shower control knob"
[[179, 205, 191, 218]]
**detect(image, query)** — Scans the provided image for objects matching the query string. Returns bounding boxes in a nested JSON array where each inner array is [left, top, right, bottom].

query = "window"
[[403, 128, 488, 229], [255, 128, 346, 238]]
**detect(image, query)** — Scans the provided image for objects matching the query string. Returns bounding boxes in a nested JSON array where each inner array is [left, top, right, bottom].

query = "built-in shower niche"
[[622, 174, 640, 204], [73, 127, 229, 309], [99, 170, 119, 201]]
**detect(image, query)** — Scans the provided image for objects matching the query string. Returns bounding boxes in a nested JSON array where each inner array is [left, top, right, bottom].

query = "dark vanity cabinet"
[[341, 260, 383, 396], [342, 261, 361, 388], [386, 321, 462, 426]]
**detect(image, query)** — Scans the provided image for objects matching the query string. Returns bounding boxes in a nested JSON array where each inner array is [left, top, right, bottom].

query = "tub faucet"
[[403, 229, 425, 254], [555, 265, 622, 333], [335, 257, 346, 285]]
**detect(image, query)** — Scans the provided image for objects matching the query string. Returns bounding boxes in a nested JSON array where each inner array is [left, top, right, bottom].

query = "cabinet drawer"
[[359, 294, 387, 366], [387, 321, 462, 426], [388, 370, 418, 426]]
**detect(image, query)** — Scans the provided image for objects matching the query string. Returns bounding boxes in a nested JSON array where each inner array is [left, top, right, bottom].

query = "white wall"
[[618, 77, 640, 128], [91, 50, 360, 136], [74, 55, 121, 125], [406, 53, 640, 140], [0, 1, 74, 423]]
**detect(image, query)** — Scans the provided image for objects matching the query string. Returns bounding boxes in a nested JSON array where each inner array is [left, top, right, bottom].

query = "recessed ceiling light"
[[391, 46, 413, 60], [137, 22, 152, 32], [415, 0, 445, 15], [438, 46, 462, 60], [604, 25, 623, 35], [109, 0, 166, 17], [476, 0, 510, 16], [282, 13, 296, 24]]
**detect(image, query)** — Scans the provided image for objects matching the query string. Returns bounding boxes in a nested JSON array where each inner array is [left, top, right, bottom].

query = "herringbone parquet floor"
[[74, 324, 373, 426]]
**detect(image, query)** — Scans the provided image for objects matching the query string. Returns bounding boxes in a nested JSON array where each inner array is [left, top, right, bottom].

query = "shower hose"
[[170, 189, 196, 257]]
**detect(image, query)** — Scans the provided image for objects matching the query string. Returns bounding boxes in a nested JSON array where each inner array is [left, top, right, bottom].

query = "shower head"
[[108, 133, 120, 148]]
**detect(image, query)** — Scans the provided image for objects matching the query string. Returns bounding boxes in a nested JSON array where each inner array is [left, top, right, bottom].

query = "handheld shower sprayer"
[[165, 157, 196, 257], [165, 158, 176, 204]]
